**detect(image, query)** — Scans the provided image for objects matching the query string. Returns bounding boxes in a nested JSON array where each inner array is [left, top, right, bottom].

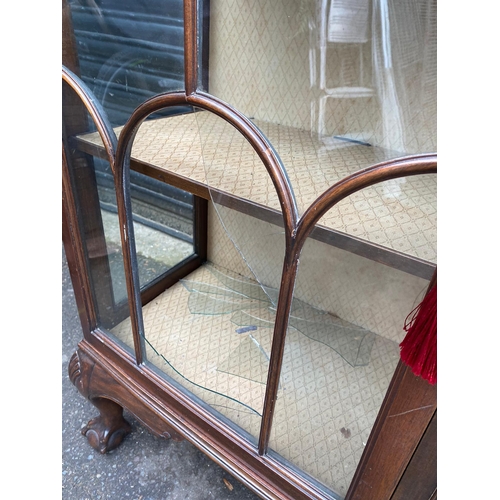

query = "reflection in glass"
[[62, 78, 130, 331], [95, 156, 195, 303], [209, 0, 436, 165], [64, 0, 197, 325], [67, 0, 187, 126], [69, 120, 198, 304]]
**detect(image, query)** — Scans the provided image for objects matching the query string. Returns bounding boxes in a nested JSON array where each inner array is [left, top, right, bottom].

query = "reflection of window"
[[63, 0, 209, 314], [312, 0, 436, 153], [68, 0, 190, 126], [327, 0, 370, 44]]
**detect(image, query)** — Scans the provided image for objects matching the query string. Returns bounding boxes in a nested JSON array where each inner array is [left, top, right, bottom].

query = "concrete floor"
[[62, 247, 261, 500]]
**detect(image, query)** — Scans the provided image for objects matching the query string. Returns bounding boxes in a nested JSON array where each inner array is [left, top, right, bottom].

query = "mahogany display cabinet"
[[62, 1, 437, 498]]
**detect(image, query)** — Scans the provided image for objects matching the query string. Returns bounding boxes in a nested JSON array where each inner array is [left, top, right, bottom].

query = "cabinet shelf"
[[109, 261, 401, 492], [75, 110, 436, 280]]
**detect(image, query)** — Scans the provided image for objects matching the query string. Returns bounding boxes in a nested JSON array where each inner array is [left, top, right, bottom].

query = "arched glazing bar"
[[296, 154, 437, 253], [258, 154, 437, 454], [62, 66, 117, 173], [61, 65, 299, 370], [113, 89, 299, 367], [62, 65, 147, 363]]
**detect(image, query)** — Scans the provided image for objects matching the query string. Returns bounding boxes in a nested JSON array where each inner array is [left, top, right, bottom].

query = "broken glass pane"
[[180, 263, 376, 369]]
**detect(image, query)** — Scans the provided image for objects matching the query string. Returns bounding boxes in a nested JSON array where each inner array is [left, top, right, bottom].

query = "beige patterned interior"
[[108, 203, 428, 498], [81, 109, 434, 499], [83, 107, 434, 497], [110, 258, 401, 497], [208, 204, 429, 344], [209, 0, 436, 154], [81, 111, 436, 264]]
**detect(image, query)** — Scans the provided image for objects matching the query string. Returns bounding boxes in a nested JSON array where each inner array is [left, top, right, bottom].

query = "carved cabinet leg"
[[81, 397, 132, 454], [69, 349, 132, 454]]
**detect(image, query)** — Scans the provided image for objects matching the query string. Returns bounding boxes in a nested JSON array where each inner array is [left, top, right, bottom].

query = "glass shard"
[[182, 263, 376, 368]]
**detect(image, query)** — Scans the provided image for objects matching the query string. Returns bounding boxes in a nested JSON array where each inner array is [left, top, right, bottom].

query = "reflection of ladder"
[[315, 0, 374, 138]]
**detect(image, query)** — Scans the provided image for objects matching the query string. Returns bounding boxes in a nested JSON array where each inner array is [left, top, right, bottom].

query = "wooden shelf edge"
[[73, 135, 436, 281]]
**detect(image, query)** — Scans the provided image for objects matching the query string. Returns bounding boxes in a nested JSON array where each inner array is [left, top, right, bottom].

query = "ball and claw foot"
[[69, 350, 132, 454], [81, 399, 132, 454]]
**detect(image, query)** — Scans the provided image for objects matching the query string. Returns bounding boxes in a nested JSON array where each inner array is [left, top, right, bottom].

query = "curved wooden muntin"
[[259, 153, 436, 453], [62, 0, 437, 493], [62, 66, 117, 171]]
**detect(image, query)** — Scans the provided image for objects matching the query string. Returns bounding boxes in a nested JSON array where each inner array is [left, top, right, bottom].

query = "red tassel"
[[400, 284, 437, 384]]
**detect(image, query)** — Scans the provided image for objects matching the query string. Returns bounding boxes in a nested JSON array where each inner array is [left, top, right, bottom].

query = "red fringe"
[[400, 284, 437, 384]]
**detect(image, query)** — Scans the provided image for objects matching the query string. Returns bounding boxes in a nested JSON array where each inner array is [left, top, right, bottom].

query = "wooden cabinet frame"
[[62, 1, 437, 498]]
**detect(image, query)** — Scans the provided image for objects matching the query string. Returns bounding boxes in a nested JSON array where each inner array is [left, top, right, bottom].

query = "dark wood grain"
[[184, 0, 198, 95], [65, 84, 438, 500], [77, 337, 331, 500], [391, 412, 437, 500], [62, 146, 96, 335], [258, 253, 299, 455], [346, 360, 437, 500]]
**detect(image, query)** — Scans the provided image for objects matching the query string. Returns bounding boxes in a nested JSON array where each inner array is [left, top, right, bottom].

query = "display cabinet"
[[62, 1, 437, 498]]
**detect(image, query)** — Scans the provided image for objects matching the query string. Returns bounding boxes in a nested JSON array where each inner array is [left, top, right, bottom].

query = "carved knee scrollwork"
[[68, 350, 92, 396], [68, 351, 82, 386], [68, 349, 132, 454], [69, 346, 185, 451]]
